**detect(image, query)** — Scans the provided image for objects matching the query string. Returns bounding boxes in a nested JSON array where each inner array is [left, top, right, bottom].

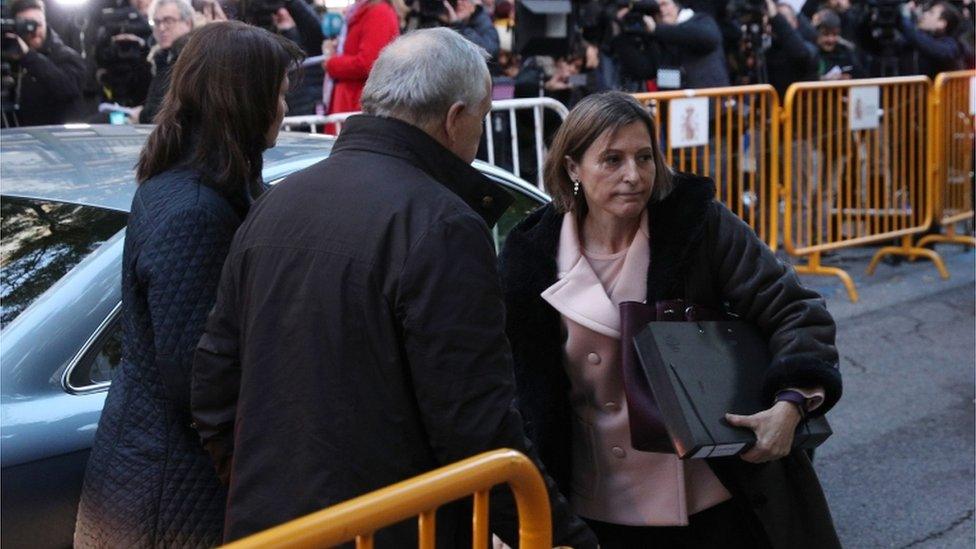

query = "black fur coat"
[[498, 172, 842, 549]]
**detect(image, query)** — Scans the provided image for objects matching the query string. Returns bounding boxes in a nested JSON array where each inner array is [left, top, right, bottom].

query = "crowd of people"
[[2, 0, 973, 128], [69, 21, 843, 549]]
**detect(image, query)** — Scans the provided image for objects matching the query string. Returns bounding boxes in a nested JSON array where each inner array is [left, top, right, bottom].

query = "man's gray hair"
[[361, 28, 491, 126], [149, 0, 194, 24]]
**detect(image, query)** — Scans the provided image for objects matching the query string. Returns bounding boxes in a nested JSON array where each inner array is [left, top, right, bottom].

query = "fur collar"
[[499, 172, 716, 300]]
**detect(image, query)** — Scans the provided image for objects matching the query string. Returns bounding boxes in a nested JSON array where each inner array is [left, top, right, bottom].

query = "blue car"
[[0, 124, 547, 548]]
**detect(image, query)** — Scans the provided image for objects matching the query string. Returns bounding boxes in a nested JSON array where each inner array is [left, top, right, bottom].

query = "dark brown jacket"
[[499, 172, 842, 549], [191, 114, 599, 548]]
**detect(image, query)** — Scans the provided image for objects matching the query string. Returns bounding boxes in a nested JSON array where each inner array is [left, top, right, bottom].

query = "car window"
[[68, 318, 122, 390], [0, 198, 128, 329], [491, 180, 546, 252]]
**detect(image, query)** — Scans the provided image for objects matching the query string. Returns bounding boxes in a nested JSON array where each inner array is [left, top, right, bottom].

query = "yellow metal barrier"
[[917, 70, 976, 250], [633, 85, 781, 249], [782, 76, 946, 302], [221, 449, 552, 549]]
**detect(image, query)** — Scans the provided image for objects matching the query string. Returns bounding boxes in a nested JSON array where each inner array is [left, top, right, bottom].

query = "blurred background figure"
[[2, 0, 86, 127], [321, 0, 399, 117], [131, 0, 194, 123]]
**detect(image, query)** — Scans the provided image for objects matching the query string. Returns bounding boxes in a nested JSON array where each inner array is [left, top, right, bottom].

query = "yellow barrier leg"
[[794, 252, 860, 303], [867, 236, 950, 279], [916, 225, 976, 250]]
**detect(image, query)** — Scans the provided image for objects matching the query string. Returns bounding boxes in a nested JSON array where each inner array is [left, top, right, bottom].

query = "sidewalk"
[[784, 244, 976, 321]]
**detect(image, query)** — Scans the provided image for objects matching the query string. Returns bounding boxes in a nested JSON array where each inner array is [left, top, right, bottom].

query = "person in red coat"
[[322, 0, 400, 115]]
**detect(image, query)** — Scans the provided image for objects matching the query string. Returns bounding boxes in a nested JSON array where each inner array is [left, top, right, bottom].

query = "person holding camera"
[[607, 0, 661, 92], [4, 0, 86, 126], [94, 0, 154, 109], [643, 0, 730, 89], [898, 0, 966, 77], [766, 0, 819, 95]]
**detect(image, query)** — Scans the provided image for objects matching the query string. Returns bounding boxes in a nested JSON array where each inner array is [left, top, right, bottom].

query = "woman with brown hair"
[[74, 21, 302, 548], [499, 91, 842, 548]]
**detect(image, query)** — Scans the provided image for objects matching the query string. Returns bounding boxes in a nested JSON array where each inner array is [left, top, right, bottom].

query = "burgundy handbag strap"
[[619, 300, 673, 453]]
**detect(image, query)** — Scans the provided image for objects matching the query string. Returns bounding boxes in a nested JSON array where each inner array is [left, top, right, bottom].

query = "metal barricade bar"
[[281, 112, 357, 135], [782, 76, 947, 302], [917, 70, 976, 251], [484, 97, 569, 189], [221, 449, 552, 549], [283, 98, 568, 190], [632, 85, 781, 251]]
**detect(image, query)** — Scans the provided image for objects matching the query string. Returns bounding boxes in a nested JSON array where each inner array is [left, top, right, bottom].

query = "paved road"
[[796, 246, 975, 548]]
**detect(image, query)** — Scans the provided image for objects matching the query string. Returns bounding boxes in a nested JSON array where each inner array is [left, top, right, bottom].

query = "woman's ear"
[[564, 155, 579, 181]]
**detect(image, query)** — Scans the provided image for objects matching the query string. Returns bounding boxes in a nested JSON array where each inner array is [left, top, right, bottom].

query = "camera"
[[729, 0, 766, 26], [865, 0, 903, 44], [93, 5, 152, 106], [95, 7, 151, 65], [616, 0, 659, 34], [1, 17, 38, 62]]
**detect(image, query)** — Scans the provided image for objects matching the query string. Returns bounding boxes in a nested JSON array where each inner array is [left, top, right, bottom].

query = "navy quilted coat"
[[75, 168, 246, 548]]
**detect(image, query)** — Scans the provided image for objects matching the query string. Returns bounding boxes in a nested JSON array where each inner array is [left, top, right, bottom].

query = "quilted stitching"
[[75, 171, 237, 548]]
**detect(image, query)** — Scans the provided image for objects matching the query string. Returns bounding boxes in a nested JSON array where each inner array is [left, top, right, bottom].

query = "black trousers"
[[583, 499, 772, 549]]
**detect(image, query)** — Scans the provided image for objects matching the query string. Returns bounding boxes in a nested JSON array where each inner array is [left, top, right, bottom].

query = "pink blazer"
[[540, 212, 732, 526]]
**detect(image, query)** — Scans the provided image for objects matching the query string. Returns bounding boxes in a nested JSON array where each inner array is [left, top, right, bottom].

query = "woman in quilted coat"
[[74, 22, 302, 548]]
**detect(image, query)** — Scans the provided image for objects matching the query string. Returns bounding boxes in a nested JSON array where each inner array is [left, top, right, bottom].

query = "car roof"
[[0, 124, 336, 212]]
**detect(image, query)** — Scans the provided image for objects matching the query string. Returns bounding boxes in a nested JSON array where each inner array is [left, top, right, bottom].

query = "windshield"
[[0, 197, 128, 329]]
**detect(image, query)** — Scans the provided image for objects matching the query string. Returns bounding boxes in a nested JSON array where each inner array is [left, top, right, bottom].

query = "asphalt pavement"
[[788, 243, 975, 548]]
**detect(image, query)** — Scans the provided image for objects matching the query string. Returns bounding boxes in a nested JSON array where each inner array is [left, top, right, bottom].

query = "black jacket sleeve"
[[899, 16, 962, 66], [454, 6, 500, 59], [653, 14, 722, 55], [139, 65, 171, 124], [396, 212, 598, 549], [707, 203, 842, 415], [771, 13, 817, 68], [19, 43, 85, 103], [285, 0, 325, 56], [192, 238, 243, 485]]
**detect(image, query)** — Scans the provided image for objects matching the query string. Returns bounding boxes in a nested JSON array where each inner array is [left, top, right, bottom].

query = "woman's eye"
[[639, 154, 654, 163], [603, 156, 620, 165]]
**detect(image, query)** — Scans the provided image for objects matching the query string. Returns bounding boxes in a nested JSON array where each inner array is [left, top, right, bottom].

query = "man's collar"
[[331, 114, 513, 227]]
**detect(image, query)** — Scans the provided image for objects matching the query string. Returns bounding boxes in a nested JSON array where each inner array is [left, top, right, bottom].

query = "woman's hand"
[[200, 0, 227, 23], [725, 401, 802, 463], [321, 38, 337, 65]]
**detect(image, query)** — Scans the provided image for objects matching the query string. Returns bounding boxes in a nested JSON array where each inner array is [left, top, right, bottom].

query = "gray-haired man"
[[191, 28, 599, 547]]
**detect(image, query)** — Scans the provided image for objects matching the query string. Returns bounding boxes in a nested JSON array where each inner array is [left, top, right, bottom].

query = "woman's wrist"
[[774, 391, 806, 422]]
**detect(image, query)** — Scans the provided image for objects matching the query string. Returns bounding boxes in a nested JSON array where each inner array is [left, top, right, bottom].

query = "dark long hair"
[[136, 21, 304, 197]]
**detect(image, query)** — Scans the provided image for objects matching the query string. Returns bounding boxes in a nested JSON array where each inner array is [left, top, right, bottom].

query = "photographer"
[[4, 0, 86, 126], [898, 0, 966, 77], [609, 0, 661, 91], [644, 0, 730, 88], [766, 0, 819, 95], [134, 0, 194, 123], [94, 0, 154, 108]]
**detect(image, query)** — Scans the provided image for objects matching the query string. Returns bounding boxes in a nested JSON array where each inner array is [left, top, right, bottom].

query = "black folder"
[[633, 320, 832, 459]]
